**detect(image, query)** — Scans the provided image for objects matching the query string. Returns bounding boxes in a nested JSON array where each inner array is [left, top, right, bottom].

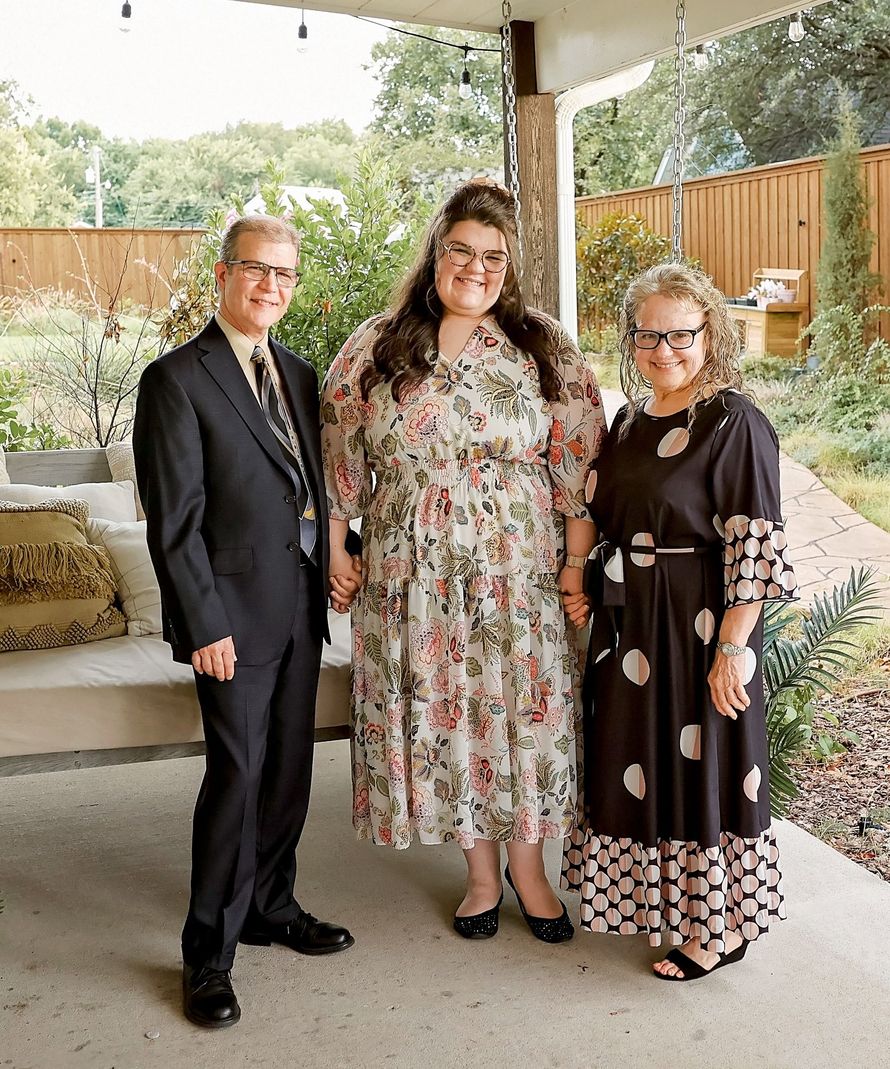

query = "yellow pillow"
[[0, 499, 125, 651]]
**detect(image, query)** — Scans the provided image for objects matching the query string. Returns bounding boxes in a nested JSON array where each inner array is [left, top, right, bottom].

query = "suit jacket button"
[[284, 494, 296, 504], [287, 541, 298, 552]]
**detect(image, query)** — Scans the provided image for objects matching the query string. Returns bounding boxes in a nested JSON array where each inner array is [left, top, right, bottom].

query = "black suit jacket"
[[133, 317, 332, 665]]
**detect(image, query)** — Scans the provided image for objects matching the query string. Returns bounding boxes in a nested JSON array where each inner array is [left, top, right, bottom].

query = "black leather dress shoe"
[[239, 910, 355, 956], [182, 964, 241, 1029]]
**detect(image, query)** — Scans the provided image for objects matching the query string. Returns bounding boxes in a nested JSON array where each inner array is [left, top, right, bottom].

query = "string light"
[[119, 1, 132, 32], [459, 46, 472, 100], [692, 44, 708, 70], [352, 15, 501, 105], [788, 12, 805, 42], [297, 8, 309, 53]]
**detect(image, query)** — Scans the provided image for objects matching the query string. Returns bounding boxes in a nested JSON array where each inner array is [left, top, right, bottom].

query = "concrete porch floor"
[[2, 741, 889, 1069]]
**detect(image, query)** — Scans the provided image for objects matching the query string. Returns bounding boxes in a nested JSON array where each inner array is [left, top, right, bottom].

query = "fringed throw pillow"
[[0, 498, 126, 651]]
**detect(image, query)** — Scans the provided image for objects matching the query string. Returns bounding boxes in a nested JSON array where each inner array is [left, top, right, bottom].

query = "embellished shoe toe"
[[453, 893, 503, 939], [504, 866, 574, 944]]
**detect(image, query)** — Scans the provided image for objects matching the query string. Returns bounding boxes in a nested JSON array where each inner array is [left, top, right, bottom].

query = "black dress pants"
[[181, 568, 323, 971]]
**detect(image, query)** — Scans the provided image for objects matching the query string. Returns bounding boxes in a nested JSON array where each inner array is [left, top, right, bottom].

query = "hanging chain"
[[670, 0, 688, 262], [501, 0, 523, 260]]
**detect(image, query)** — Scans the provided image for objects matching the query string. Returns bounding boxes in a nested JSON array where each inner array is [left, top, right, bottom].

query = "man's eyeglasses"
[[225, 260, 302, 288], [628, 323, 706, 350], [439, 240, 511, 273]]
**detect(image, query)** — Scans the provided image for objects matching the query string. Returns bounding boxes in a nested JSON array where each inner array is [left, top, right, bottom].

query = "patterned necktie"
[[251, 345, 317, 563]]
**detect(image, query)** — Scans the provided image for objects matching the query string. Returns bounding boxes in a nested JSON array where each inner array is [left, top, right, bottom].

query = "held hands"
[[329, 550, 363, 614], [708, 649, 752, 720], [192, 635, 237, 681], [558, 565, 590, 628]]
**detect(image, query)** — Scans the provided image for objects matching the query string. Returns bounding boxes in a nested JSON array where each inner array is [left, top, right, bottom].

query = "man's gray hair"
[[218, 215, 300, 264]]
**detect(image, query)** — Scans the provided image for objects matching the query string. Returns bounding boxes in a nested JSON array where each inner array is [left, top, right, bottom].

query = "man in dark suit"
[[133, 216, 358, 1029]]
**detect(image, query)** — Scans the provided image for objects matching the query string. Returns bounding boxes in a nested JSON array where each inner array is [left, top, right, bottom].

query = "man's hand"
[[192, 636, 237, 681], [329, 552, 363, 614], [558, 565, 590, 627]]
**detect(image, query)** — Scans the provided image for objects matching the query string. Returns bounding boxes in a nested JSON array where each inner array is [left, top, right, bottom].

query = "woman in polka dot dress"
[[560, 263, 798, 981]]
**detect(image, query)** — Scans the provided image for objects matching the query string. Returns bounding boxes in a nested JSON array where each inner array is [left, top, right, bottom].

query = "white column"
[[555, 63, 654, 340]]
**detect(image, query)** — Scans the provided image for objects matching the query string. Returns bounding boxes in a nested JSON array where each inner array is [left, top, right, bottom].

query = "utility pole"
[[85, 145, 104, 227]]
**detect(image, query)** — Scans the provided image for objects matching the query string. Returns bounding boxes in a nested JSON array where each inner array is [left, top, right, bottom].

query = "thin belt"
[[594, 540, 720, 608]]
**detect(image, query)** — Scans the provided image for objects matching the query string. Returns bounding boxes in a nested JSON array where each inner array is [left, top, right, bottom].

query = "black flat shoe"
[[182, 964, 241, 1029], [504, 866, 574, 944], [653, 940, 748, 982], [453, 893, 504, 939], [240, 910, 355, 956]]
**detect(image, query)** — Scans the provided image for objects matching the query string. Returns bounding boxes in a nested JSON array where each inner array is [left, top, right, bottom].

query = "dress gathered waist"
[[591, 540, 721, 613], [378, 455, 542, 489]]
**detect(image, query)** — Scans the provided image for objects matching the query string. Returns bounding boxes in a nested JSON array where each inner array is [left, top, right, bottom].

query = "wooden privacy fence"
[[0, 228, 205, 310], [576, 143, 890, 319]]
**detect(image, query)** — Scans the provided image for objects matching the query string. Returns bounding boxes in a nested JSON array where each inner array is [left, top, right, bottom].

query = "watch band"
[[564, 554, 589, 570], [717, 641, 747, 656]]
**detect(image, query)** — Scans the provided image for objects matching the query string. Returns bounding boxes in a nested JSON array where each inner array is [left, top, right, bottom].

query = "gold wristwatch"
[[564, 554, 589, 570]]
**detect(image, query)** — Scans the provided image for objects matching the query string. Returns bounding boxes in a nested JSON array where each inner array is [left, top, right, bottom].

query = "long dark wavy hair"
[[359, 181, 563, 403]]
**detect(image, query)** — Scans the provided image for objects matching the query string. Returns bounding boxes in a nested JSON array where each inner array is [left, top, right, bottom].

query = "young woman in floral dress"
[[321, 181, 605, 940]]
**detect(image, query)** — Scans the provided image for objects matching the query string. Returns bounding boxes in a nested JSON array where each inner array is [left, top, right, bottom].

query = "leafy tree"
[[573, 0, 890, 194], [573, 61, 679, 196], [817, 93, 882, 313], [120, 134, 266, 227], [369, 25, 503, 182], [0, 82, 78, 226]]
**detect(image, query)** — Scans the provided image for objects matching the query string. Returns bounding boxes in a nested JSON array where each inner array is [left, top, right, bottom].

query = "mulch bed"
[[786, 678, 890, 882]]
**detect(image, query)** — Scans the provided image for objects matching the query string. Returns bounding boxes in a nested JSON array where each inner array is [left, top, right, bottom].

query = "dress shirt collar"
[[214, 310, 268, 366]]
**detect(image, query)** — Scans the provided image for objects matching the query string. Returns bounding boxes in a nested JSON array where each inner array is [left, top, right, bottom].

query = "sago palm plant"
[[763, 567, 883, 816]]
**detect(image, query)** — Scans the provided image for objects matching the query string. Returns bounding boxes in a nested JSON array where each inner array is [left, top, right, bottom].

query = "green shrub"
[[156, 153, 430, 385], [820, 375, 890, 434], [277, 152, 430, 382], [576, 211, 672, 331], [0, 367, 70, 451], [804, 303, 890, 381], [578, 324, 619, 355], [741, 354, 794, 382]]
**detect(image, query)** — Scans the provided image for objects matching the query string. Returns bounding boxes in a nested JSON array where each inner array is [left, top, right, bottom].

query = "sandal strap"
[[664, 948, 709, 980]]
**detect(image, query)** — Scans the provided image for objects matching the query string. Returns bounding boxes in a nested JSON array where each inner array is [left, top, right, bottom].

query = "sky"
[[2, 0, 392, 141]]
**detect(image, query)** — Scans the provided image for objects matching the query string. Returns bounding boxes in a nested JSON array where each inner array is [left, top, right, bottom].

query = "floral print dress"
[[321, 315, 605, 849]]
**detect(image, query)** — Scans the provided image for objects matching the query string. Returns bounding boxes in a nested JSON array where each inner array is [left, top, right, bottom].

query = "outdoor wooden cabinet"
[[727, 268, 808, 359]]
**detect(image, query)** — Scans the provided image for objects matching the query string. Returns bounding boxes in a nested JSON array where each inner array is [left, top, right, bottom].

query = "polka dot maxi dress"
[[561, 391, 798, 954]]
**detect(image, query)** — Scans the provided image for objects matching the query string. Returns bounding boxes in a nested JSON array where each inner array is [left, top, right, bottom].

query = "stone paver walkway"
[[600, 389, 890, 610]]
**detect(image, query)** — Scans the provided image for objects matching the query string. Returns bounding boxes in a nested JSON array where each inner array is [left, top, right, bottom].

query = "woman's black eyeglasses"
[[628, 323, 706, 350]]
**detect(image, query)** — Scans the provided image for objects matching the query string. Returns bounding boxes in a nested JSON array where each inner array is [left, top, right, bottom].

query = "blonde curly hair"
[[617, 263, 747, 438]]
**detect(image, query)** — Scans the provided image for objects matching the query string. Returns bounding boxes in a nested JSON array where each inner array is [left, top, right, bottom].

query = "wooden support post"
[[505, 21, 559, 318]]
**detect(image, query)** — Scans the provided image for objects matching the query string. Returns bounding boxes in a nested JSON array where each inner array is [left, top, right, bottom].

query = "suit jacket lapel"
[[196, 319, 293, 481]]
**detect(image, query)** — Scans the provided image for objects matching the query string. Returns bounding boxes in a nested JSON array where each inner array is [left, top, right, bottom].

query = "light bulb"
[[297, 9, 309, 53], [119, 1, 132, 32], [788, 13, 804, 42], [692, 44, 708, 71], [459, 68, 472, 100]]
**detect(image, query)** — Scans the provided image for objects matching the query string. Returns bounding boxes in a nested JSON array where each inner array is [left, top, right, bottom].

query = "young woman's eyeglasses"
[[439, 241, 510, 273], [628, 323, 706, 350], [225, 260, 302, 288]]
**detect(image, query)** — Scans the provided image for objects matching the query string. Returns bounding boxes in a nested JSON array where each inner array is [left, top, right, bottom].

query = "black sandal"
[[653, 940, 748, 982]]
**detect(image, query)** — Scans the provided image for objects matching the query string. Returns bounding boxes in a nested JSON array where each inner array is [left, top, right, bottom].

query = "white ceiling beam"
[[534, 0, 830, 93]]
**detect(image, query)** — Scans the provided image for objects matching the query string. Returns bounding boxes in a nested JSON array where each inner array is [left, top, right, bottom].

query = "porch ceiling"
[[231, 0, 828, 93]]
